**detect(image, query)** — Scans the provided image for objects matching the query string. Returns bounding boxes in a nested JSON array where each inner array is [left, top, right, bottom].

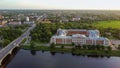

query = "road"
[[0, 24, 36, 62]]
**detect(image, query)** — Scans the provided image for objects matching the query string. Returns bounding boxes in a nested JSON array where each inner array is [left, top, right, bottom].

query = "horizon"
[[0, 0, 120, 10], [0, 9, 120, 11]]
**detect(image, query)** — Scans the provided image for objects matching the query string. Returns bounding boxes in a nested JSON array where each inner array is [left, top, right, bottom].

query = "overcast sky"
[[0, 0, 120, 10]]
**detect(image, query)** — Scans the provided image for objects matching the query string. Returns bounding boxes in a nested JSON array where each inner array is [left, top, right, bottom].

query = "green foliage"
[[30, 41, 35, 50], [55, 44, 73, 46], [72, 42, 75, 46], [21, 45, 50, 51], [96, 45, 101, 50], [107, 46, 112, 51], [118, 44, 120, 50], [30, 23, 97, 42], [50, 43, 55, 49], [21, 38, 27, 44], [75, 45, 108, 51], [61, 45, 64, 49], [0, 24, 28, 47], [0, 39, 10, 47], [101, 45, 105, 50], [0, 29, 22, 41], [0, 41, 3, 47], [82, 45, 87, 49], [21, 45, 120, 56], [2, 39, 10, 47], [31, 21, 120, 43]]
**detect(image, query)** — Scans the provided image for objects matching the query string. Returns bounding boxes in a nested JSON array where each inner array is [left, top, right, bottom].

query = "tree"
[[0, 41, 3, 48], [72, 42, 75, 46], [30, 41, 35, 50], [107, 46, 112, 51], [87, 45, 92, 50], [118, 44, 120, 50], [50, 43, 55, 49], [91, 45, 96, 50], [96, 45, 101, 50], [61, 45, 64, 49], [117, 44, 120, 50], [78, 45, 81, 49], [3, 39, 10, 47], [30, 50, 36, 56], [82, 45, 87, 50], [101, 45, 105, 50]]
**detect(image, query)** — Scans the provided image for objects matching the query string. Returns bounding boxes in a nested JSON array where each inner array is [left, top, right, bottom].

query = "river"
[[2, 49, 119, 68]]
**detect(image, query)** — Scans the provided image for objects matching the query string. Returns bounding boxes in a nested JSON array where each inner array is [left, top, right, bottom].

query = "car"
[[13, 43, 17, 45]]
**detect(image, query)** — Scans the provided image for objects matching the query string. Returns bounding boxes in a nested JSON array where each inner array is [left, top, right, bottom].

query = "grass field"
[[93, 21, 120, 29]]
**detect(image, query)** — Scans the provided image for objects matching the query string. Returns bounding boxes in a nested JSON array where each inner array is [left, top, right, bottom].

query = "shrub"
[[117, 44, 120, 50], [107, 46, 112, 51], [50, 43, 55, 49]]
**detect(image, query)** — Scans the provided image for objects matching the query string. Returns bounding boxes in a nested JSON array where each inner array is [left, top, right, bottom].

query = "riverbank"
[[20, 45, 120, 57]]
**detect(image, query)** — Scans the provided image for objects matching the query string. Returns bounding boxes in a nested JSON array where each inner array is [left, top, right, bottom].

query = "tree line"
[[0, 24, 28, 47], [30, 22, 120, 43]]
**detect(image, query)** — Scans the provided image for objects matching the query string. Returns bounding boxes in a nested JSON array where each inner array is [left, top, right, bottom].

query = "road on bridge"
[[0, 24, 36, 63]]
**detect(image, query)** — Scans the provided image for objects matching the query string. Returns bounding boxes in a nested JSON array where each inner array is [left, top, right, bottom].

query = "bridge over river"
[[0, 24, 36, 65]]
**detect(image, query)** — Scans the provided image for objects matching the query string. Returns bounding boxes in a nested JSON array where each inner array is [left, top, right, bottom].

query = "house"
[[0, 20, 7, 27], [72, 17, 81, 21], [23, 21, 34, 24], [8, 21, 22, 25], [0, 15, 4, 19]]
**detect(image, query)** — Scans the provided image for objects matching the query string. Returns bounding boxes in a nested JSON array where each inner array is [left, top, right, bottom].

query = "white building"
[[50, 28, 111, 46], [26, 16, 30, 22]]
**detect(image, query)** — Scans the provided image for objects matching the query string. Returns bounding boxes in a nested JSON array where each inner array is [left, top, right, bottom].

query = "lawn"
[[93, 21, 120, 29]]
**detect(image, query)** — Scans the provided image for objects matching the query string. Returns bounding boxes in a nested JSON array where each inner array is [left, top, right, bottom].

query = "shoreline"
[[20, 45, 120, 57]]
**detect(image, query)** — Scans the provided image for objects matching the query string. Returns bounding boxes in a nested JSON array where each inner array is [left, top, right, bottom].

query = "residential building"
[[0, 20, 7, 27], [24, 21, 34, 24], [26, 16, 30, 22], [0, 15, 4, 19], [8, 21, 22, 25], [72, 17, 81, 21]]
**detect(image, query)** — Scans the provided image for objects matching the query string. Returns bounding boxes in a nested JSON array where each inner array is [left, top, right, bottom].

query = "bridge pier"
[[0, 54, 11, 66], [0, 52, 12, 66], [0, 45, 19, 66]]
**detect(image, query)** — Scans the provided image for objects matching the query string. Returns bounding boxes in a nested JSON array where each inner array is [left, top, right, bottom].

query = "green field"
[[93, 21, 120, 29]]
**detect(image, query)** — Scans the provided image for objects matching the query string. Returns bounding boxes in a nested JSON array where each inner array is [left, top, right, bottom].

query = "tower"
[[26, 16, 29, 22]]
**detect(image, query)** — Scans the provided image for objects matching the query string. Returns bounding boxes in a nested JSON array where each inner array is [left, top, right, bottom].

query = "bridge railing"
[[0, 37, 18, 54]]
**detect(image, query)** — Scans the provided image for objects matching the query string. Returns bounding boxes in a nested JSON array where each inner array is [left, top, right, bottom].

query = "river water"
[[4, 49, 120, 68]]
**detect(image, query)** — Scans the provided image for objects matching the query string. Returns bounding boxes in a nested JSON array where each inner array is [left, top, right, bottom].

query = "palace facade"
[[50, 28, 111, 46]]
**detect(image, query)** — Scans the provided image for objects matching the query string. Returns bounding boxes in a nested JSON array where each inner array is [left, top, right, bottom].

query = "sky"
[[0, 0, 120, 10]]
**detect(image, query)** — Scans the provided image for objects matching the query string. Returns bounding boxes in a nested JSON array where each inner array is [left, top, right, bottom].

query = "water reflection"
[[49, 51, 111, 58], [30, 50, 36, 56], [0, 47, 20, 68], [1, 49, 120, 68], [39, 51, 112, 58], [50, 52, 56, 56]]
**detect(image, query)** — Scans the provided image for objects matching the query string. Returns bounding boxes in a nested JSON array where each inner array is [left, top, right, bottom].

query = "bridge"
[[0, 24, 36, 66]]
